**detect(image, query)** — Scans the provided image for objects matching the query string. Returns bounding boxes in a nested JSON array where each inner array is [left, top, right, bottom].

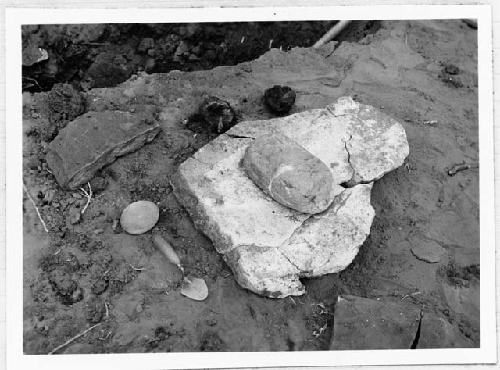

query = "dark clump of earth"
[[196, 96, 237, 134], [263, 85, 296, 115]]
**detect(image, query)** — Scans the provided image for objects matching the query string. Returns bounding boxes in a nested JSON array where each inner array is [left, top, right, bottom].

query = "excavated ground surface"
[[22, 20, 479, 353]]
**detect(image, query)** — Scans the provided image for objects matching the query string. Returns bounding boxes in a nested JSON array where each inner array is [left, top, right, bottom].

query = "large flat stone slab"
[[330, 295, 421, 350], [46, 110, 160, 189], [172, 97, 409, 297]]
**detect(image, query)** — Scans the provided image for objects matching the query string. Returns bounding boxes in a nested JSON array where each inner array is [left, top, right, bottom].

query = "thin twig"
[[48, 323, 102, 354], [448, 162, 479, 176], [23, 183, 48, 233], [104, 301, 110, 318], [22, 76, 42, 91], [129, 264, 145, 271], [79, 182, 92, 214]]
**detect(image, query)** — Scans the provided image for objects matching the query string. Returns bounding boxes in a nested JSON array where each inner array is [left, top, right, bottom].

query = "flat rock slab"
[[411, 239, 446, 263], [172, 97, 409, 297], [418, 312, 474, 348], [46, 110, 160, 189], [330, 295, 421, 350]]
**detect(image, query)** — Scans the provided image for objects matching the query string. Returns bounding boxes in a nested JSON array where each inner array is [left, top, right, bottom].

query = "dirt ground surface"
[[22, 19, 479, 354]]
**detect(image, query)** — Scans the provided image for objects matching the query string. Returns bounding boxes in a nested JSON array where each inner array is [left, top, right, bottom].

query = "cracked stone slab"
[[329, 295, 422, 350], [172, 96, 409, 297], [46, 110, 160, 189]]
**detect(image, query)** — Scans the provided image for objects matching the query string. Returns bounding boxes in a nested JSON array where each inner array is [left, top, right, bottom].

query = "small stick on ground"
[[48, 323, 102, 354], [129, 264, 145, 271], [23, 183, 48, 233], [79, 182, 92, 214], [104, 301, 110, 318], [448, 162, 479, 176]]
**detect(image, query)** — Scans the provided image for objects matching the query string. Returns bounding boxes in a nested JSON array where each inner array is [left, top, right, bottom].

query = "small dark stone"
[[91, 278, 109, 295], [89, 176, 108, 193], [138, 38, 155, 54], [443, 63, 459, 75], [47, 83, 87, 126], [263, 85, 296, 115], [198, 96, 236, 134]]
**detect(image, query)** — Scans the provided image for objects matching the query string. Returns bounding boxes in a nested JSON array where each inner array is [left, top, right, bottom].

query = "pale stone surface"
[[243, 133, 334, 214], [120, 201, 159, 235], [172, 96, 409, 297]]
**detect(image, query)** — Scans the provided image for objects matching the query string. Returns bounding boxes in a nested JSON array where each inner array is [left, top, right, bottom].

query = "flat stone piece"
[[411, 240, 446, 263], [280, 183, 374, 277], [418, 313, 474, 348], [46, 110, 160, 189], [243, 133, 334, 214], [329, 295, 421, 350], [172, 97, 409, 297]]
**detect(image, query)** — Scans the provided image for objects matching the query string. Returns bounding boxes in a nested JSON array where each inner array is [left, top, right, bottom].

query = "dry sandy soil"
[[22, 19, 479, 354]]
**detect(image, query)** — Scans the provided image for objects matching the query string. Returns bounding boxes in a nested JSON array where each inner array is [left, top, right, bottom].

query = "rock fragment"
[[329, 295, 421, 350], [120, 201, 159, 235], [418, 312, 474, 348], [46, 110, 160, 189], [263, 85, 296, 114], [410, 240, 446, 263], [242, 133, 334, 214]]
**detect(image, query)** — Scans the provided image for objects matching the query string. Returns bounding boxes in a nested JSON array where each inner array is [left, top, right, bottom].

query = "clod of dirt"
[[120, 200, 160, 235], [89, 176, 108, 193], [22, 44, 48, 67], [86, 52, 132, 88], [243, 132, 334, 214], [438, 262, 479, 287], [91, 278, 109, 296], [198, 96, 236, 134], [46, 83, 86, 126], [147, 326, 171, 349], [439, 64, 463, 88], [443, 63, 459, 75], [199, 331, 226, 351], [49, 270, 83, 305], [263, 85, 296, 114], [180, 277, 208, 301], [410, 240, 446, 263], [67, 205, 81, 225], [138, 38, 155, 54], [84, 297, 106, 323]]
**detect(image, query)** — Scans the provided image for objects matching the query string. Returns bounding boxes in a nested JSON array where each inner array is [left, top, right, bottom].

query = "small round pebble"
[[120, 200, 159, 235]]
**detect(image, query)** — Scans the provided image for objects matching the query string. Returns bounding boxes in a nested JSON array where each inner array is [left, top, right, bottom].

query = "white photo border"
[[6, 5, 496, 369]]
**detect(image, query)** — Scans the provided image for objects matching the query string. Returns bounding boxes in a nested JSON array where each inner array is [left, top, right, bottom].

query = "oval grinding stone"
[[242, 133, 334, 214]]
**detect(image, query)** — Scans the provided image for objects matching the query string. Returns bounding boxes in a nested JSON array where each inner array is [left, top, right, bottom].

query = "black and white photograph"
[[4, 4, 497, 369]]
